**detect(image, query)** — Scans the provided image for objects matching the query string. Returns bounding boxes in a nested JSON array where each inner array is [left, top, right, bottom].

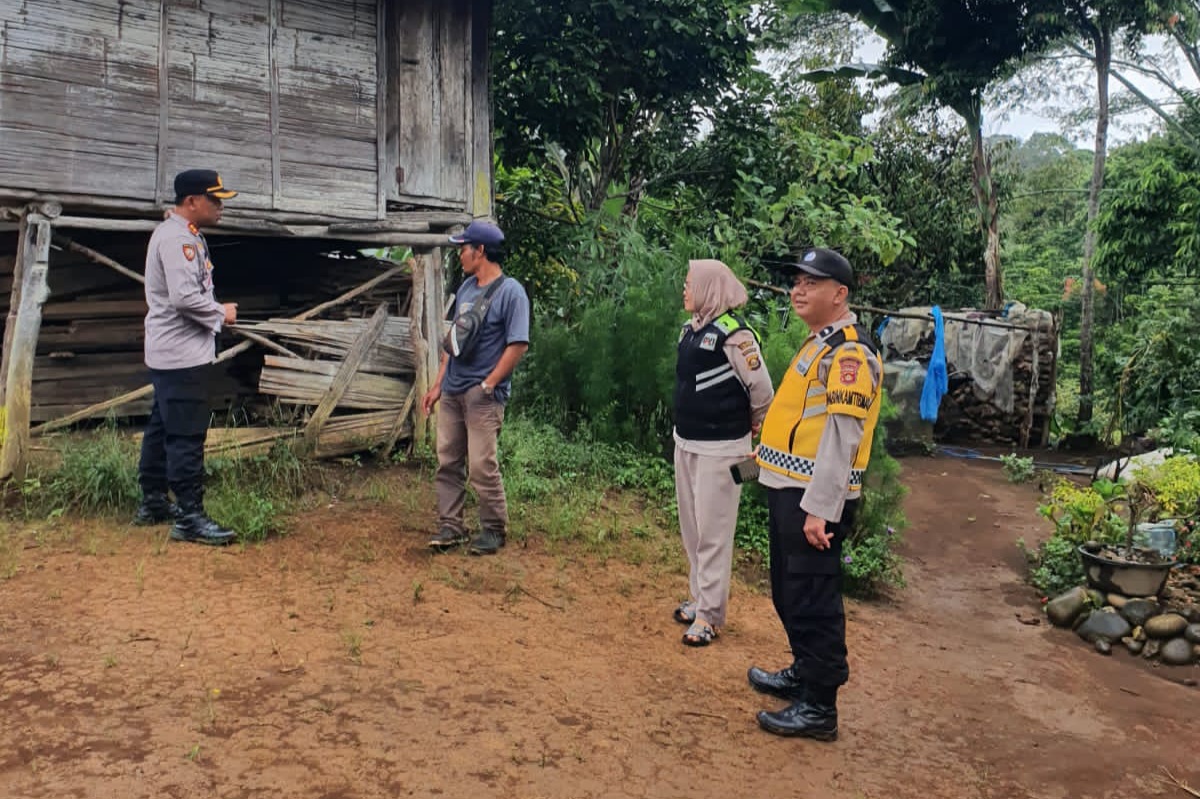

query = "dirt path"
[[0, 456, 1196, 799]]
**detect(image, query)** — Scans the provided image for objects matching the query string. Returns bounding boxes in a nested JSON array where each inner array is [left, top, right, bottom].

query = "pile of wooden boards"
[[2, 227, 424, 460]]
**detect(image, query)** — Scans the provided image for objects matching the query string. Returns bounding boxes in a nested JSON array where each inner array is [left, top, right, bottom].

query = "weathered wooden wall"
[[0, 0, 491, 219]]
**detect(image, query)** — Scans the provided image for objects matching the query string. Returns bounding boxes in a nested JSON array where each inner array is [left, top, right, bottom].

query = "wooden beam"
[[228, 327, 301, 359], [382, 385, 419, 457], [52, 234, 145, 285], [49, 215, 448, 247], [303, 302, 391, 446], [1, 213, 53, 480]]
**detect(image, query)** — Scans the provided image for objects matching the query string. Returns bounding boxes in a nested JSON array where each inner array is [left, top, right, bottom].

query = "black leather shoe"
[[133, 492, 180, 526], [748, 665, 807, 701], [428, 528, 469, 550], [468, 529, 505, 555], [170, 512, 236, 546], [756, 700, 838, 741]]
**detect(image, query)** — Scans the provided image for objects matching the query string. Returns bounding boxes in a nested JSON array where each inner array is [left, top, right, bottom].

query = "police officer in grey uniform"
[[132, 169, 239, 545]]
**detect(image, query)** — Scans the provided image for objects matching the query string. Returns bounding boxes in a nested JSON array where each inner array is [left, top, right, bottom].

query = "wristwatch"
[[480, 381, 494, 395]]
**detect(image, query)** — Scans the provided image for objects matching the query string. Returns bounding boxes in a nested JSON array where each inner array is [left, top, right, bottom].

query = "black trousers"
[[138, 366, 211, 506], [766, 486, 858, 689]]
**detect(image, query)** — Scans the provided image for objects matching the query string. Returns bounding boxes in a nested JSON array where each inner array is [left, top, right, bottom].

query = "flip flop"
[[673, 600, 697, 625], [682, 620, 718, 647]]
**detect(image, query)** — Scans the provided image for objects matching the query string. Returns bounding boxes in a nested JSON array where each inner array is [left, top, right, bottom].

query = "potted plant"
[[1078, 481, 1178, 597]]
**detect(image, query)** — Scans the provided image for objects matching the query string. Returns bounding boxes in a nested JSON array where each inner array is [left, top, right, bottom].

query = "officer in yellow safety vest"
[[748, 247, 883, 741]]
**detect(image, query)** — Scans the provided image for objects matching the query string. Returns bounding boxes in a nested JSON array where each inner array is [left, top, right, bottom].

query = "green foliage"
[[17, 429, 311, 543], [510, 221, 684, 451], [1094, 135, 1200, 293], [1024, 533, 1086, 597], [1099, 286, 1200, 440], [24, 426, 140, 517], [201, 443, 309, 542], [1036, 478, 1127, 545], [1177, 518, 1200, 565], [493, 0, 758, 208], [1000, 453, 1035, 483], [1135, 455, 1200, 518]]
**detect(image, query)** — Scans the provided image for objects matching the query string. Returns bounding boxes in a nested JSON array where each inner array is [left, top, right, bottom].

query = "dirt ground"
[[0, 455, 1197, 799]]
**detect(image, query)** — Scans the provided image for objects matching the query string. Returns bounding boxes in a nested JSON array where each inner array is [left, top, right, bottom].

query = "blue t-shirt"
[[443, 275, 530, 404]]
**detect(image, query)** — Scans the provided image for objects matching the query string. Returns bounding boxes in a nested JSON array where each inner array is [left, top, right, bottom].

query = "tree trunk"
[[1078, 29, 1111, 427], [967, 115, 1003, 310]]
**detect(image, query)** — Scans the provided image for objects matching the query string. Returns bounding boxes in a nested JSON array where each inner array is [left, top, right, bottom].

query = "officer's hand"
[[421, 386, 441, 415], [222, 303, 238, 325], [804, 514, 833, 550]]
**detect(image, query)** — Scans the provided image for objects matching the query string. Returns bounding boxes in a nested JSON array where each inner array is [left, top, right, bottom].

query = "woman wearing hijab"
[[673, 260, 775, 646]]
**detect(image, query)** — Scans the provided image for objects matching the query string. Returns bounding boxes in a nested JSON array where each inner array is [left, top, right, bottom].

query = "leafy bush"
[[1000, 453, 1035, 483], [1036, 479, 1127, 545], [1023, 533, 1086, 597]]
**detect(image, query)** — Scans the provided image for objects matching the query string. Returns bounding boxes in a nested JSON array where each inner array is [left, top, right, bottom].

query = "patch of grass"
[[16, 429, 319, 544], [22, 425, 140, 518], [342, 628, 364, 664]]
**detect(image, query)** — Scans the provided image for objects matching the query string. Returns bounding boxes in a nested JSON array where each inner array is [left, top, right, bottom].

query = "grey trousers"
[[674, 447, 744, 628], [435, 386, 508, 534]]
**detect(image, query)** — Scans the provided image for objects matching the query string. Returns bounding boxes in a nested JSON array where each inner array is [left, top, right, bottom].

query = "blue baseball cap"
[[448, 221, 505, 246]]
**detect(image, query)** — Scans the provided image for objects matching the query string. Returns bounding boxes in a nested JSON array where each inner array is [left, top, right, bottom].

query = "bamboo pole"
[[52, 234, 145, 285], [303, 303, 390, 446], [1, 213, 53, 480], [745, 278, 1048, 333], [31, 261, 413, 436]]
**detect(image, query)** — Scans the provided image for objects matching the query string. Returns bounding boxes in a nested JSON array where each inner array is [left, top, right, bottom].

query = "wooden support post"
[[303, 303, 390, 446], [381, 386, 418, 457], [410, 250, 445, 449], [1, 213, 52, 480]]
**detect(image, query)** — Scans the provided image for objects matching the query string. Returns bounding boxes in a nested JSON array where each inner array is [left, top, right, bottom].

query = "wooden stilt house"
[[0, 0, 495, 478]]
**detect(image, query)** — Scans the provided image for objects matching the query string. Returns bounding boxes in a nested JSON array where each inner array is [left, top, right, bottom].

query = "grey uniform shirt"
[[758, 313, 883, 521], [143, 213, 227, 370]]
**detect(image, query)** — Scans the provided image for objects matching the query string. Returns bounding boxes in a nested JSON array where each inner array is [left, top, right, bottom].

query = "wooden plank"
[[376, 0, 388, 219], [1, 214, 53, 480], [303, 302, 390, 444], [470, 0, 494, 217], [157, 0, 170, 204]]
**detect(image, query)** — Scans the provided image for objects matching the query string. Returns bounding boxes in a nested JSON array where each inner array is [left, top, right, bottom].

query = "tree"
[[492, 0, 759, 213], [786, 0, 1065, 309], [1058, 1, 1164, 427]]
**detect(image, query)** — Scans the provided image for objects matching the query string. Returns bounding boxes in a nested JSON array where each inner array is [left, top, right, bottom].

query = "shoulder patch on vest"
[[700, 332, 719, 351], [713, 314, 742, 334]]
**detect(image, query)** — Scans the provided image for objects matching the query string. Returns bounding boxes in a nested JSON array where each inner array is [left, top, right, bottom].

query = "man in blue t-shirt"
[[422, 221, 531, 555]]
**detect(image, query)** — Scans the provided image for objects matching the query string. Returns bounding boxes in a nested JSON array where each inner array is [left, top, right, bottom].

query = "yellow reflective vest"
[[757, 321, 882, 495]]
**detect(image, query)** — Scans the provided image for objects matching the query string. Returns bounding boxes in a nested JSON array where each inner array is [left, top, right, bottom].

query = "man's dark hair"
[[481, 242, 505, 265]]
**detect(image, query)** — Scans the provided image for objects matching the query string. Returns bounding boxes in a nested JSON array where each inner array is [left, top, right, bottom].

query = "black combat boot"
[[756, 683, 839, 741], [468, 528, 506, 555], [747, 664, 808, 701], [170, 487, 236, 546], [133, 491, 180, 526]]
